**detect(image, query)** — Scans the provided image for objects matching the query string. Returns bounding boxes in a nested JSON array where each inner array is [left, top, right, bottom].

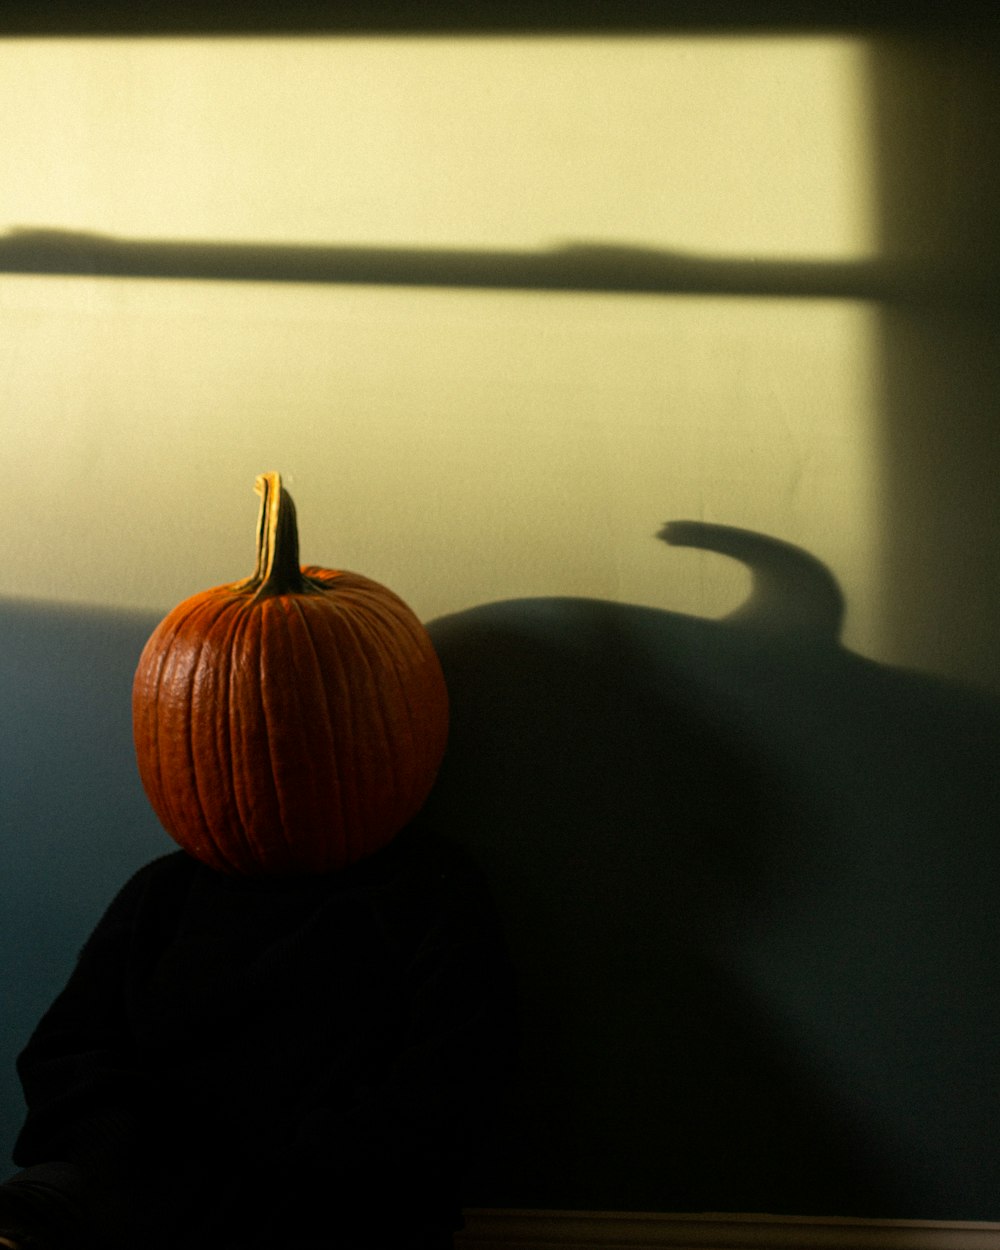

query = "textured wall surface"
[[2, 26, 998, 1222]]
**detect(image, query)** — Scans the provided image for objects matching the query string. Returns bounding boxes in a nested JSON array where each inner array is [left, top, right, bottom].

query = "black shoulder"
[[100, 849, 194, 909], [76, 851, 198, 957]]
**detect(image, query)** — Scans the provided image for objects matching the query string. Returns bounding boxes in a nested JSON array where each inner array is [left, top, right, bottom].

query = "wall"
[[2, 24, 998, 1222], [1, 36, 878, 643]]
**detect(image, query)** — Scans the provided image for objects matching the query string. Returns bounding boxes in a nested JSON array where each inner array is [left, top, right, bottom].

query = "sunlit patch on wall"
[[0, 36, 880, 661], [0, 36, 874, 256]]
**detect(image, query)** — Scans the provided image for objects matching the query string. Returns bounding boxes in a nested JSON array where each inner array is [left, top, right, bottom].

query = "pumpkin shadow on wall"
[[423, 522, 1000, 1220]]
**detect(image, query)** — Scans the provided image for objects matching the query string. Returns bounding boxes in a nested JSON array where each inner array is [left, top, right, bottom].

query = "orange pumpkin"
[[132, 473, 449, 876]]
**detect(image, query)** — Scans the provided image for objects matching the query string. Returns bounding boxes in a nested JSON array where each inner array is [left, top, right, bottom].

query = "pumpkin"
[[132, 472, 449, 876]]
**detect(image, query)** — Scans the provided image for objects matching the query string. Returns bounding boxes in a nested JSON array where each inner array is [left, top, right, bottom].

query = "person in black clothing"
[[0, 818, 515, 1250]]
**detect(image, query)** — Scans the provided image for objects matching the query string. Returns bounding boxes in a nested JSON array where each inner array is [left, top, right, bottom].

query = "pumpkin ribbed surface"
[[132, 475, 449, 876]]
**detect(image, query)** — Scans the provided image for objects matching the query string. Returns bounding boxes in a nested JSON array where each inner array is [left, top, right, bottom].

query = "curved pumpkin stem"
[[243, 472, 309, 600]]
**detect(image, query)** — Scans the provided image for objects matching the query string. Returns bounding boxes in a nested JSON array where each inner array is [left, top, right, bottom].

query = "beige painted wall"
[[2, 37, 882, 655]]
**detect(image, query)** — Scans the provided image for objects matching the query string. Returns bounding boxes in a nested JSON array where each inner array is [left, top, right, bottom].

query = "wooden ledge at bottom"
[[456, 1209, 1000, 1250]]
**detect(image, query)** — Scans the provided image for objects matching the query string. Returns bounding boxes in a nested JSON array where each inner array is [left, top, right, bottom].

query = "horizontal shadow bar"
[[0, 229, 979, 304]]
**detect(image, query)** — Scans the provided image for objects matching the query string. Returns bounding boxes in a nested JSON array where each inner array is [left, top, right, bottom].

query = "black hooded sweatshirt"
[[0, 820, 515, 1250]]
